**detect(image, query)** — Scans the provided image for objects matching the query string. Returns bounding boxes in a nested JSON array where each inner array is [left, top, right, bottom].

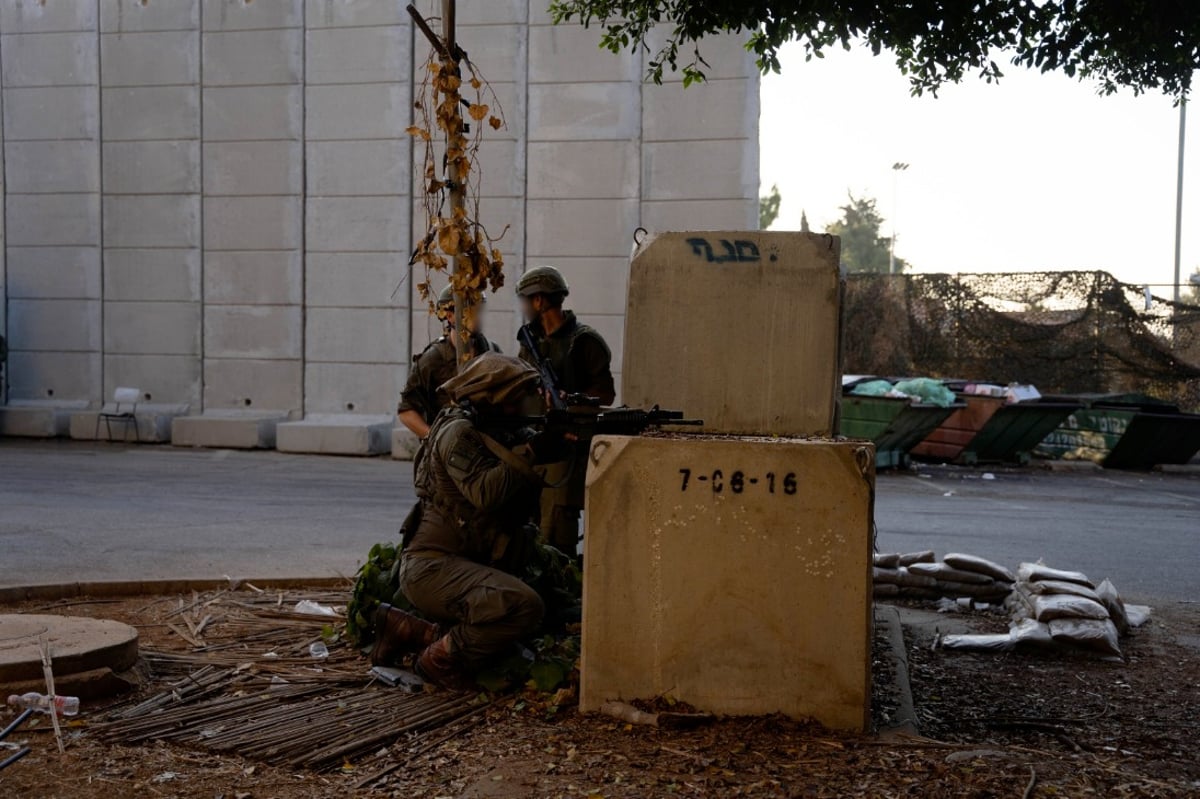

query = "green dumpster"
[[1105, 410, 1200, 469], [961, 400, 1081, 465], [840, 395, 962, 469], [1034, 394, 1200, 469]]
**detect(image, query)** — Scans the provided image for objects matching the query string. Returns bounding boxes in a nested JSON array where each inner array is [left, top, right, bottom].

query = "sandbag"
[[1018, 562, 1094, 588], [894, 567, 938, 589], [873, 553, 901, 569], [1010, 618, 1054, 648], [1048, 618, 1122, 657], [1095, 579, 1130, 635], [1025, 579, 1102, 603], [939, 633, 1013, 652], [932, 580, 1012, 600], [873, 583, 900, 597], [907, 562, 995, 586], [1032, 594, 1110, 622], [943, 553, 1016, 583], [1125, 604, 1151, 628], [898, 550, 936, 567], [873, 567, 903, 585], [897, 587, 943, 600]]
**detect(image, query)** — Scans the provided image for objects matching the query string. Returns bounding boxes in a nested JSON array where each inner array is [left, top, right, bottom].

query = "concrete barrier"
[[580, 434, 875, 731], [172, 410, 291, 449], [622, 231, 841, 437]]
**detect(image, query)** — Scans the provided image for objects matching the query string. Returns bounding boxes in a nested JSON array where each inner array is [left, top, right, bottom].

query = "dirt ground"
[[2, 591, 1197, 798]]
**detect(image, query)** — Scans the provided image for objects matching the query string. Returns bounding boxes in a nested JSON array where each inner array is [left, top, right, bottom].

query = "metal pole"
[[890, 163, 908, 275], [441, 0, 469, 368], [1173, 96, 1186, 303]]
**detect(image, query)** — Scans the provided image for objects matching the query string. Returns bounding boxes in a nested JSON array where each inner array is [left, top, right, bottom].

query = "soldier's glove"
[[525, 430, 570, 463]]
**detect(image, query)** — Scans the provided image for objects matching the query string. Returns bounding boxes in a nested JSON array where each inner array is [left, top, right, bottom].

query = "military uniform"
[[395, 355, 547, 682], [397, 333, 500, 426], [515, 267, 615, 555]]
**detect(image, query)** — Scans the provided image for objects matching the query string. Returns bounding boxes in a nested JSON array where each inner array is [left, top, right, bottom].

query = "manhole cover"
[[0, 614, 139, 691]]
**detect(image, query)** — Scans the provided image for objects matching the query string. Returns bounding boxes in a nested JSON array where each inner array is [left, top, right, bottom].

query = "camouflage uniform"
[[518, 310, 615, 555], [397, 333, 501, 426], [398, 355, 546, 677]]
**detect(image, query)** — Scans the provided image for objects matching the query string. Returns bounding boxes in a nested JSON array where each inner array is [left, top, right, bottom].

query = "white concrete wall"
[[0, 0, 758, 421]]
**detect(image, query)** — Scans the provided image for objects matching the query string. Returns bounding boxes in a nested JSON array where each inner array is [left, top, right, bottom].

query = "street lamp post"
[[1173, 96, 1187, 303], [890, 162, 909, 275]]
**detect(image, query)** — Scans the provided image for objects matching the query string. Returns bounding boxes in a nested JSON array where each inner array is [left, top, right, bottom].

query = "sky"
[[758, 41, 1199, 294]]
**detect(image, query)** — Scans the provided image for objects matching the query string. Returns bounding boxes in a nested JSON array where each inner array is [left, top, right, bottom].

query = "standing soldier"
[[397, 285, 501, 439], [372, 354, 563, 688], [515, 265, 615, 555]]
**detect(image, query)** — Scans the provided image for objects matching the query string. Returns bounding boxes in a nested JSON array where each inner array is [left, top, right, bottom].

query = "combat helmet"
[[516, 265, 569, 298]]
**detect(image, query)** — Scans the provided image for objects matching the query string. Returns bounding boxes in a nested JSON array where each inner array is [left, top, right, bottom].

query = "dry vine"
[[408, 49, 509, 330]]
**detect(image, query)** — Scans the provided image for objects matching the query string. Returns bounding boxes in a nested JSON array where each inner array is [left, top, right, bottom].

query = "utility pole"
[[890, 162, 909, 275], [1173, 96, 1186, 304], [408, 2, 471, 368]]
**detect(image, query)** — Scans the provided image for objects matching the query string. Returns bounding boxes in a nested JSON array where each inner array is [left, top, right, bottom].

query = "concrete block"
[[1, 32, 97, 87], [640, 199, 758, 232], [642, 78, 759, 142], [305, 196, 407, 253], [7, 298, 100, 352], [101, 0, 200, 33], [69, 404, 190, 443], [304, 83, 407, 140], [203, 357, 301, 411], [305, 307, 406, 364], [470, 138, 522, 198], [202, 85, 301, 141], [203, 195, 301, 251], [529, 24, 638, 84], [305, 0, 407, 28], [202, 29, 303, 86], [643, 140, 758, 202], [102, 86, 199, 140], [580, 435, 875, 730], [304, 252, 405, 308], [3, 353, 100, 402], [102, 140, 200, 194], [3, 86, 98, 140], [104, 248, 201, 302], [203, 250, 301, 305], [526, 199, 638, 259], [526, 140, 637, 200], [640, 29, 758, 83], [203, 140, 301, 195], [103, 195, 201, 248], [306, 140, 406, 196], [391, 425, 419, 460], [276, 413, 394, 455], [303, 362, 402, 415], [0, 1, 97, 33], [0, 401, 84, 437], [204, 305, 302, 359], [6, 194, 99, 247], [103, 301, 200, 355], [305, 26, 407, 85], [528, 83, 639, 142], [103, 353, 201, 405], [624, 231, 841, 437], [100, 30, 198, 87], [449, 24, 524, 84], [6, 246, 101, 299], [171, 410, 289, 449], [202, 0, 303, 31]]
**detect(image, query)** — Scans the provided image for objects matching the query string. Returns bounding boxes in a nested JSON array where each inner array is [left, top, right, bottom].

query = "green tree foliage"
[[549, 0, 1199, 97], [759, 183, 781, 229], [1185, 268, 1200, 305], [825, 193, 907, 274]]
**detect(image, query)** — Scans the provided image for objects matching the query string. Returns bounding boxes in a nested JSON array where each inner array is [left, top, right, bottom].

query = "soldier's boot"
[[415, 635, 473, 691], [370, 603, 441, 667]]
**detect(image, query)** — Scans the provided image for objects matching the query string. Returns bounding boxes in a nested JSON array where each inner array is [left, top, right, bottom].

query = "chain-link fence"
[[843, 271, 1200, 411]]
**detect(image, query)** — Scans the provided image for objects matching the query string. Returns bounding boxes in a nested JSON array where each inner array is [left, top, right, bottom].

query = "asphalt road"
[[1, 440, 1196, 602]]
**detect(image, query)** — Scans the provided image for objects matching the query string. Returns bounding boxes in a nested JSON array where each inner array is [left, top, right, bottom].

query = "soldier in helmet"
[[372, 353, 565, 688], [397, 285, 501, 439], [515, 265, 615, 555]]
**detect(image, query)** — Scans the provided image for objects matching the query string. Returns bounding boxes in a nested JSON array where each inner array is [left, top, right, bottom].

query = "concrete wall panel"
[[204, 251, 302, 305], [305, 253, 405, 308], [202, 29, 303, 85], [6, 194, 100, 247], [526, 140, 637, 200], [104, 249, 201, 302], [1, 31, 97, 87], [104, 302, 201, 355], [305, 307, 406, 364], [104, 354, 200, 404], [203, 85, 302, 141], [103, 195, 201, 248], [101, 31, 198, 86], [305, 0, 407, 28], [0, 1, 97, 33], [526, 199, 638, 259], [201, 0, 303, 32], [304, 83, 408, 140], [3, 86, 98, 140], [101, 0, 200, 33], [6, 353, 101, 401], [102, 86, 199, 140], [528, 82, 639, 141], [204, 306, 302, 360], [202, 358, 302, 410], [204, 196, 301, 251], [6, 247, 101, 299], [305, 25, 406, 84], [306, 140, 407, 196], [6, 140, 100, 193], [203, 140, 302, 195], [8, 299, 100, 352], [303, 362, 404, 415], [102, 140, 200, 194]]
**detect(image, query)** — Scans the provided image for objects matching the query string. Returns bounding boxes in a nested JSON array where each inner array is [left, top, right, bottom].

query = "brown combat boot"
[[415, 635, 473, 691], [370, 603, 441, 666]]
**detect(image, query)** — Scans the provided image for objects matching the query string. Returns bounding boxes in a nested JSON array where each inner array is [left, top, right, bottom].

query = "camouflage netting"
[[843, 272, 1200, 412]]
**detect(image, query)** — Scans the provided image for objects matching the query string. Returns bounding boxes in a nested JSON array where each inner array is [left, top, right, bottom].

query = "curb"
[[874, 604, 920, 737], [0, 576, 351, 605], [1037, 460, 1102, 472]]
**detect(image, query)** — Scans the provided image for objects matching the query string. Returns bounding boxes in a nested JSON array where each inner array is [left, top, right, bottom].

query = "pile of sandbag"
[[939, 561, 1151, 658], [873, 551, 1014, 603]]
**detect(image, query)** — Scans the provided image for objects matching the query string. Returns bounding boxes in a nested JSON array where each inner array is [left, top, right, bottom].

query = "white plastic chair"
[[95, 387, 141, 443]]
